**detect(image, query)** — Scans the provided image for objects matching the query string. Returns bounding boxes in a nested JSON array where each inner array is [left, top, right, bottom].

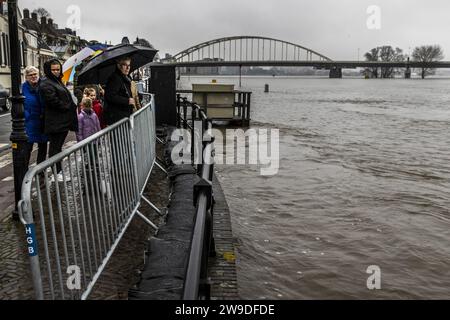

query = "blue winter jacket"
[[22, 80, 48, 144]]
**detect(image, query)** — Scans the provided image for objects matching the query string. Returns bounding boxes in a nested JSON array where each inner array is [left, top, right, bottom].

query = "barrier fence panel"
[[131, 94, 157, 194], [19, 98, 157, 300]]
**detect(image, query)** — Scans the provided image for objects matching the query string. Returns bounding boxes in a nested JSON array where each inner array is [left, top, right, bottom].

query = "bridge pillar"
[[405, 67, 411, 79], [329, 67, 342, 79], [405, 57, 411, 79], [364, 68, 370, 79]]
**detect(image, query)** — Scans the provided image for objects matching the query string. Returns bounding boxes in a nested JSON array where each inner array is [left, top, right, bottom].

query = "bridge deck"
[[164, 61, 450, 69]]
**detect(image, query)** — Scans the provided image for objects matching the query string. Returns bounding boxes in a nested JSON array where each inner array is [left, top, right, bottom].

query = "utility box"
[[150, 64, 177, 127], [192, 83, 235, 119]]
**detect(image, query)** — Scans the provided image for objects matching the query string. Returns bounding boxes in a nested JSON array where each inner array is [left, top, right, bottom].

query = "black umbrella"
[[77, 44, 158, 85]]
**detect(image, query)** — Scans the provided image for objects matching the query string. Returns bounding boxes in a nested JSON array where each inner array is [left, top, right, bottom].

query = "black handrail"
[[179, 97, 216, 300]]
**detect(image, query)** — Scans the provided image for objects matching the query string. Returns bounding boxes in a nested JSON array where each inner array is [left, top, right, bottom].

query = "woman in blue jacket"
[[23, 66, 48, 168]]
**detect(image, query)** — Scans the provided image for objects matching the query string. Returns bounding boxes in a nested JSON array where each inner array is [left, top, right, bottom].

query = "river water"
[[179, 76, 450, 300]]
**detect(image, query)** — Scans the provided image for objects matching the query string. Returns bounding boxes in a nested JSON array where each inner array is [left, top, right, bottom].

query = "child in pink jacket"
[[76, 97, 101, 142], [77, 97, 102, 172]]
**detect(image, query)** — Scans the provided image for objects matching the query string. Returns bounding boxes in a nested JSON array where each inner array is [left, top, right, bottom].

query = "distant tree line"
[[364, 45, 444, 79], [33, 8, 51, 19], [412, 45, 444, 79]]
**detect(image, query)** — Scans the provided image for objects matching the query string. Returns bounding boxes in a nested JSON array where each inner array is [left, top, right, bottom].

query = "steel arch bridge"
[[171, 36, 333, 63]]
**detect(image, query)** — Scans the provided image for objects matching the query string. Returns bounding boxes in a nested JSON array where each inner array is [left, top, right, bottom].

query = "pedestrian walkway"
[[0, 216, 34, 300]]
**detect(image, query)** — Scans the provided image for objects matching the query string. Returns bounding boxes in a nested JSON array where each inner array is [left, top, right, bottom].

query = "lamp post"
[[8, 0, 28, 221]]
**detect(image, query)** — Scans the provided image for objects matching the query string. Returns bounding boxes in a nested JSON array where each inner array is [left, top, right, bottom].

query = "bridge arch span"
[[172, 36, 333, 63]]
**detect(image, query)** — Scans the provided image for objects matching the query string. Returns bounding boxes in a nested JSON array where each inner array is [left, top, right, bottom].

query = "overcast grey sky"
[[21, 0, 450, 60]]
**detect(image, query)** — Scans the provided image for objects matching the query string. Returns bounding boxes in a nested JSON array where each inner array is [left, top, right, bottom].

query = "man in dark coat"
[[39, 59, 78, 179], [103, 57, 136, 125]]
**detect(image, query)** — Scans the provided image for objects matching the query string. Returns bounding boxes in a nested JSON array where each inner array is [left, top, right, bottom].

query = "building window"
[[21, 41, 27, 67], [0, 33, 3, 66], [1, 33, 6, 67], [19, 41, 22, 67], [6, 34, 10, 66]]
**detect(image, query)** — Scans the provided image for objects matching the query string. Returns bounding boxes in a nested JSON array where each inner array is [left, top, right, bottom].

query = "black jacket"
[[104, 68, 133, 125], [39, 59, 78, 134]]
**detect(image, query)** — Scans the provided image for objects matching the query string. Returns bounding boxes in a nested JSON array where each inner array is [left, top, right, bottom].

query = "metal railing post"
[[176, 94, 181, 128], [128, 113, 141, 202], [183, 98, 188, 130], [191, 104, 196, 166], [247, 93, 252, 122]]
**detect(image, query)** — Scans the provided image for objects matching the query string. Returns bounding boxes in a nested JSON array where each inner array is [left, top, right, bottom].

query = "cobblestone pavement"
[[0, 141, 169, 300], [0, 213, 34, 300]]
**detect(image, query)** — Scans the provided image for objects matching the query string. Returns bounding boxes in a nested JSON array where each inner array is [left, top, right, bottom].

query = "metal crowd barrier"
[[19, 97, 159, 300], [132, 95, 156, 194]]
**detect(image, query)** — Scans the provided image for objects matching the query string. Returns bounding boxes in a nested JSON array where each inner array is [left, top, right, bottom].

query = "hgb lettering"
[[25, 224, 38, 257]]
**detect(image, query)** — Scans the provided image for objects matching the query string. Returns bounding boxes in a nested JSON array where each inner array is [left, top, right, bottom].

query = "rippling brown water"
[[181, 76, 450, 299]]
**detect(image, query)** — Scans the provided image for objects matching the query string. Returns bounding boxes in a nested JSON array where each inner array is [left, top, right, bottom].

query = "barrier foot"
[[136, 210, 159, 231], [156, 137, 166, 145], [156, 161, 168, 175], [141, 195, 165, 217]]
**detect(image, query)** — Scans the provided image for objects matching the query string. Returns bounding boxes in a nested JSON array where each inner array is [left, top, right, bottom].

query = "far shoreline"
[[180, 75, 450, 80]]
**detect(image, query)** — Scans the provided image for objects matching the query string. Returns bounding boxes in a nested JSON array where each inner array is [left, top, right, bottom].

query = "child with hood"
[[84, 87, 106, 129], [76, 97, 101, 143], [77, 98, 101, 173]]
